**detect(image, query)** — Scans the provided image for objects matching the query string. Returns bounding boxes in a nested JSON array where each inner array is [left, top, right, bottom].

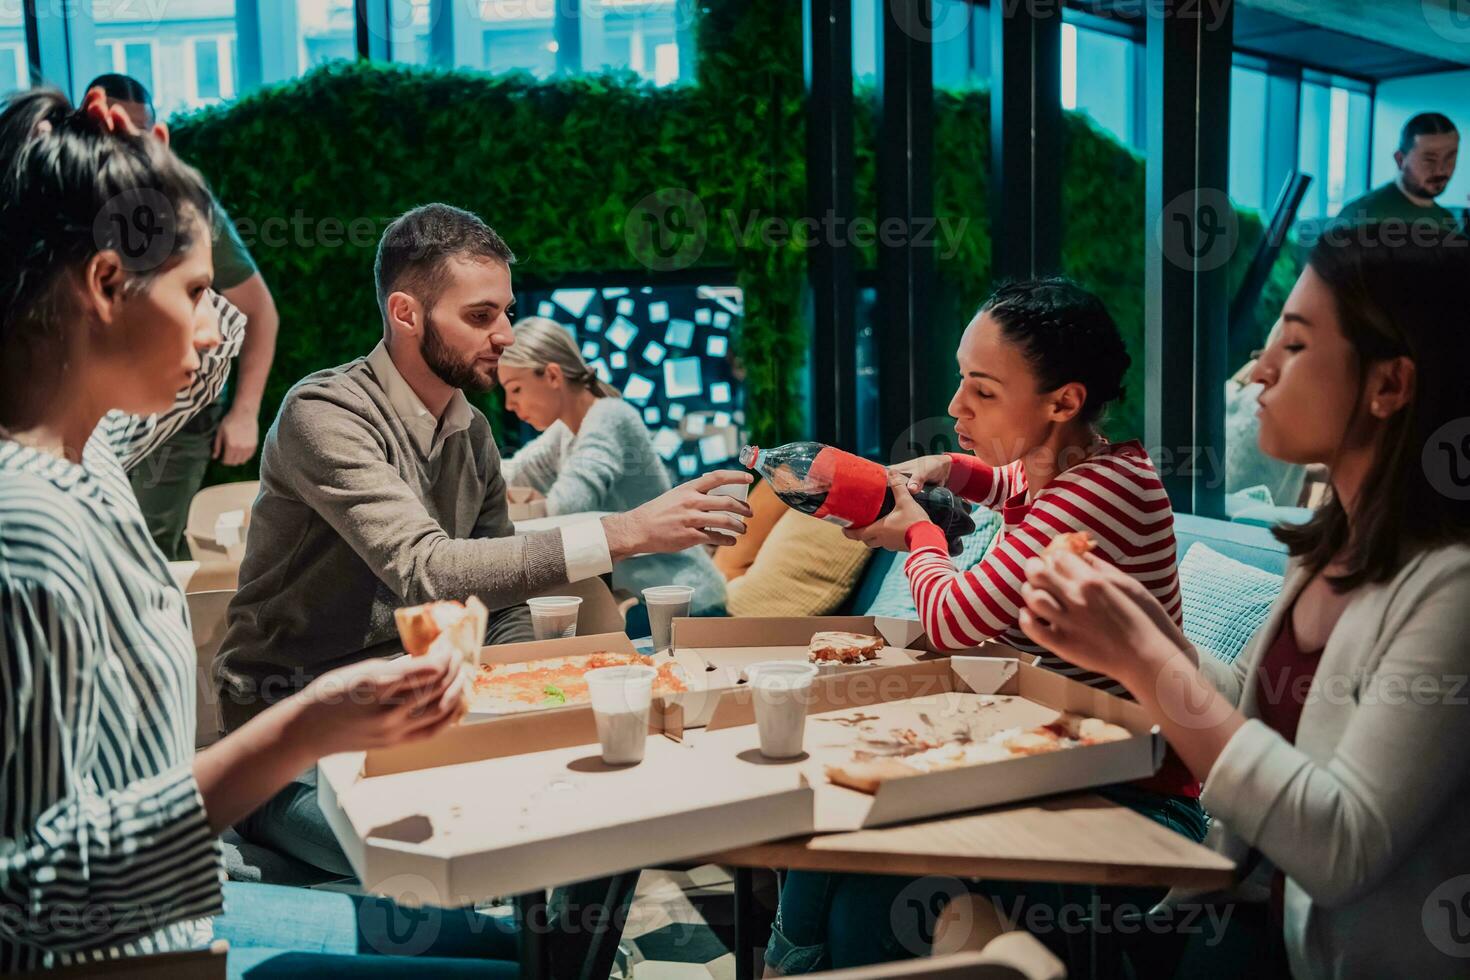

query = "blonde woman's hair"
[[499, 316, 621, 398]]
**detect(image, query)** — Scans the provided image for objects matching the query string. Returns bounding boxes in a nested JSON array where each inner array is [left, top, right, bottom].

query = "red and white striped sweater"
[[904, 440, 1181, 697]]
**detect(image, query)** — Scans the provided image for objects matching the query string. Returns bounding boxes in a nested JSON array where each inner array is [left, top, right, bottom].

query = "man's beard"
[[422, 312, 495, 393], [1403, 171, 1446, 200]]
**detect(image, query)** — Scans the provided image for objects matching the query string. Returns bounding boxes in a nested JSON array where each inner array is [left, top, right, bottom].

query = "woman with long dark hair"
[[1019, 227, 1470, 977], [0, 89, 513, 976]]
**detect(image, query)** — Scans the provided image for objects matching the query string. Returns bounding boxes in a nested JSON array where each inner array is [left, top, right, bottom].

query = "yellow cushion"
[[725, 508, 873, 617], [712, 480, 786, 582]]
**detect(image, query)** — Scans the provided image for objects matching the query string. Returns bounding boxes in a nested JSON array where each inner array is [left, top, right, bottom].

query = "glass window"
[[482, 4, 555, 77], [932, 0, 987, 91], [583, 0, 688, 85], [0, 5, 25, 93], [407, 1, 690, 85], [1297, 79, 1370, 221], [1229, 65, 1268, 211], [193, 39, 223, 102], [1062, 22, 1139, 149], [296, 0, 356, 74], [389, 0, 432, 65]]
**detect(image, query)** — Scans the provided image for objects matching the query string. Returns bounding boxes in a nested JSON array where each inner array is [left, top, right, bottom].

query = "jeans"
[[765, 787, 1210, 974], [216, 881, 520, 978], [235, 767, 355, 878]]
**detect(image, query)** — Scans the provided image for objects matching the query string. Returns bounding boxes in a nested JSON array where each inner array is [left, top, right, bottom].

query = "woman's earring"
[[1371, 400, 1382, 416]]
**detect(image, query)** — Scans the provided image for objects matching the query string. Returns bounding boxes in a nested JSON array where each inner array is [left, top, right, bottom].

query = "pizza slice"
[[392, 597, 488, 721], [809, 630, 886, 664], [1043, 531, 1096, 558]]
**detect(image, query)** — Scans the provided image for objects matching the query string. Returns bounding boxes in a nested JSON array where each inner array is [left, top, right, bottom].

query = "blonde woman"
[[499, 317, 726, 616]]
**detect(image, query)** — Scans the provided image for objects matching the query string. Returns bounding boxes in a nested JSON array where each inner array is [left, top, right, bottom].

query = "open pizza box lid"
[[689, 657, 1165, 832], [663, 615, 1034, 731], [317, 700, 814, 907]]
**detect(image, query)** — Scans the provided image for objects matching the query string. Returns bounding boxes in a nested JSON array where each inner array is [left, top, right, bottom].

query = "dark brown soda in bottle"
[[739, 442, 974, 556]]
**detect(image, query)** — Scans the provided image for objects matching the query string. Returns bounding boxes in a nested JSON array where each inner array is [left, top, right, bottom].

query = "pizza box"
[[505, 486, 547, 521], [316, 702, 814, 907], [464, 630, 689, 727], [689, 656, 1165, 832], [662, 615, 1031, 730]]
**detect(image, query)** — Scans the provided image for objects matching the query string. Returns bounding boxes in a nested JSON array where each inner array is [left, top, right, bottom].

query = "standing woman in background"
[[498, 316, 727, 621]]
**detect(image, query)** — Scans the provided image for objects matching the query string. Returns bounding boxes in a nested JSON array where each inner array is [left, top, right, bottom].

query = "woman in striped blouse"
[[0, 92, 510, 976], [765, 279, 1202, 974]]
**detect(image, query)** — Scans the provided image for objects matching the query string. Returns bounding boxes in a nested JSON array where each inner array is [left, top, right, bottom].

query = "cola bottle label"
[[808, 447, 889, 526]]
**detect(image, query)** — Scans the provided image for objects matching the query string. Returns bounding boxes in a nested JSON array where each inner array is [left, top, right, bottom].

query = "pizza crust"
[[392, 597, 488, 722]]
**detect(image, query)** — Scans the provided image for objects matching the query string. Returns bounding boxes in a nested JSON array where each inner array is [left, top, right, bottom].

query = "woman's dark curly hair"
[[977, 277, 1132, 424]]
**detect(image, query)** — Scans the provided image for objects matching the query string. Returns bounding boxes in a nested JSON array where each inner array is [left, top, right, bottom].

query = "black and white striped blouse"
[[0, 293, 245, 972]]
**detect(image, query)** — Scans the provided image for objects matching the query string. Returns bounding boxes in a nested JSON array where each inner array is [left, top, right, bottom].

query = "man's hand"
[[213, 405, 260, 466], [603, 469, 754, 559]]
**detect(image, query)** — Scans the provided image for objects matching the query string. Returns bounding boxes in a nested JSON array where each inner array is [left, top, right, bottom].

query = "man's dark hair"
[[374, 203, 516, 320], [86, 73, 155, 123], [977, 277, 1131, 425], [1398, 112, 1457, 154]]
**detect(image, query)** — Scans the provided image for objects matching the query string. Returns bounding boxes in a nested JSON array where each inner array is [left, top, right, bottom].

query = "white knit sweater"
[[501, 397, 726, 612]]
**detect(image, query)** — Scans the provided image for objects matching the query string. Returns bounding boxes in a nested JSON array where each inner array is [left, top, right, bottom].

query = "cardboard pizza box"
[[690, 656, 1165, 832], [505, 486, 547, 521], [465, 630, 689, 728], [663, 615, 1033, 730], [317, 701, 813, 907]]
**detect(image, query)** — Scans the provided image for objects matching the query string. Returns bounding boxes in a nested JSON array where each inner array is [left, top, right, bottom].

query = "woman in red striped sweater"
[[765, 279, 1202, 975]]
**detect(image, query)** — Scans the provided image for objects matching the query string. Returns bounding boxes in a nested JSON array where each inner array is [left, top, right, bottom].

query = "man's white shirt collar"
[[366, 342, 473, 457]]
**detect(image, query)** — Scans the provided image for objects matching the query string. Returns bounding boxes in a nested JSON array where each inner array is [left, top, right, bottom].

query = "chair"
[[187, 589, 234, 749], [185, 481, 260, 565], [11, 940, 227, 979], [533, 575, 630, 635]]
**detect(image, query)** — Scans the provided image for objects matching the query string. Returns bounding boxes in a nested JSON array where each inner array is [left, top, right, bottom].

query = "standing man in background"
[[92, 73, 281, 559], [1336, 112, 1460, 232]]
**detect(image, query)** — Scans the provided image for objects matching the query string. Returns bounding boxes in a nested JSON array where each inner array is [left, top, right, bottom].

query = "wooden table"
[[701, 791, 1236, 980]]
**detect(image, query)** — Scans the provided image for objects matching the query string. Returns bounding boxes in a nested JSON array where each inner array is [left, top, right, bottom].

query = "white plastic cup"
[[746, 661, 820, 759], [709, 482, 750, 502], [586, 664, 657, 765], [527, 596, 583, 640], [642, 585, 695, 653]]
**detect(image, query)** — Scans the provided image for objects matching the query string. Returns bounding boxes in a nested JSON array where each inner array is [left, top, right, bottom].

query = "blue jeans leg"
[[234, 767, 355, 878], [217, 881, 520, 979], [770, 790, 1208, 973]]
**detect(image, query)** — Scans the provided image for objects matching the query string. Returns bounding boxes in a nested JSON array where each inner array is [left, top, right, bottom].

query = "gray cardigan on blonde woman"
[[502, 396, 726, 613], [1165, 542, 1470, 979]]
